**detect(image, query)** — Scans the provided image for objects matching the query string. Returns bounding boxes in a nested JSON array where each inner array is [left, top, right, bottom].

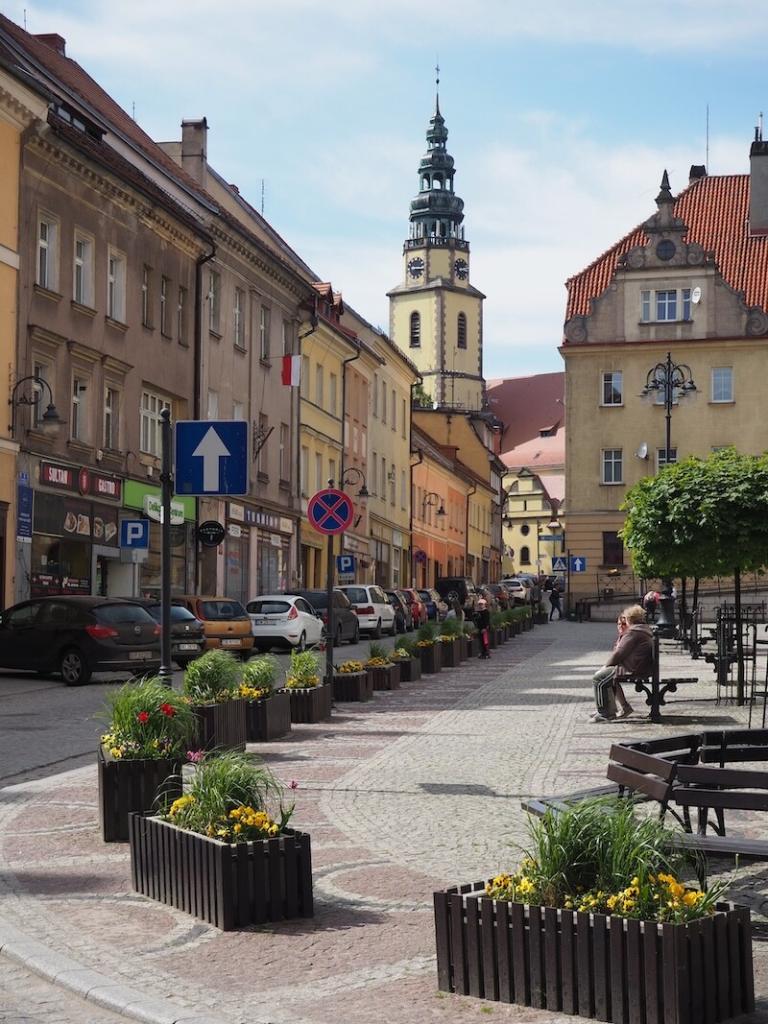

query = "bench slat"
[[606, 764, 672, 803], [673, 790, 768, 811], [609, 744, 676, 780], [677, 764, 768, 788]]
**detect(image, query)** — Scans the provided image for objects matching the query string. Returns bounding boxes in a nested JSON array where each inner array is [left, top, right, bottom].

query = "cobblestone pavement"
[[2, 621, 768, 1023], [0, 959, 127, 1023]]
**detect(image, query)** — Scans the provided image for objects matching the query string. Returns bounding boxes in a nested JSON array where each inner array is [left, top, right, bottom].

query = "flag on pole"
[[281, 354, 301, 387]]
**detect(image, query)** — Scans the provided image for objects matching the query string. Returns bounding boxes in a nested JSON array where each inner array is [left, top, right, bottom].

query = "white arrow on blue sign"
[[175, 420, 249, 496], [570, 556, 587, 573]]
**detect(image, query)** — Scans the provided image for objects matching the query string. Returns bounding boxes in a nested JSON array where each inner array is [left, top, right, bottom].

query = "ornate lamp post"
[[9, 375, 62, 437], [641, 352, 697, 466], [422, 491, 446, 519]]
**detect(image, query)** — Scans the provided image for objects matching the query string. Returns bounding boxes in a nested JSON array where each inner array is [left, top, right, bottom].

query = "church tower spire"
[[387, 87, 486, 411]]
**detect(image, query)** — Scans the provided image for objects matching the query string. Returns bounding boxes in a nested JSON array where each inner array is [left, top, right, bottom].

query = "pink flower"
[[289, 779, 299, 790], [186, 749, 204, 763]]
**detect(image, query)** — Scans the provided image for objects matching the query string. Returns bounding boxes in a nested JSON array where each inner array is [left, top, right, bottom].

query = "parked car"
[[516, 573, 542, 603], [484, 583, 512, 610], [337, 584, 396, 637], [435, 577, 478, 617], [500, 578, 531, 606], [171, 596, 254, 659], [292, 589, 359, 647], [246, 594, 324, 652], [398, 588, 428, 627], [138, 601, 205, 668], [386, 590, 412, 633], [0, 596, 161, 685], [417, 588, 448, 622]]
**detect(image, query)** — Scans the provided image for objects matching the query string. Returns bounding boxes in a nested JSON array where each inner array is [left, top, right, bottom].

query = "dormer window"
[[641, 288, 692, 323]]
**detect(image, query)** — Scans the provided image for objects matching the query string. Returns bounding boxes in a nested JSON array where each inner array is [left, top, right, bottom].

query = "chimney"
[[688, 164, 707, 185], [750, 119, 768, 234], [181, 118, 208, 188], [34, 33, 66, 56]]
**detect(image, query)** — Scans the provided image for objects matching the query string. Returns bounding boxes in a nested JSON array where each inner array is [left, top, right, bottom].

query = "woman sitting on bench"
[[591, 604, 654, 723]]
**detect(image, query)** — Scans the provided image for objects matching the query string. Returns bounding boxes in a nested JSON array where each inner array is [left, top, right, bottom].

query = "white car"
[[337, 584, 396, 637], [246, 595, 323, 652], [500, 578, 531, 606]]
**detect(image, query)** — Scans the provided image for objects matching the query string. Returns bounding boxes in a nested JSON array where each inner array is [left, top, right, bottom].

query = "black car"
[[139, 601, 206, 668], [0, 596, 161, 685], [435, 577, 478, 617], [291, 589, 359, 647], [386, 590, 412, 633]]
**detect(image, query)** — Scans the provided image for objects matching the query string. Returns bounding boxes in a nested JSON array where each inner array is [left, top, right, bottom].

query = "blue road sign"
[[570, 556, 587, 573], [552, 556, 568, 572], [175, 420, 249, 496], [337, 554, 356, 575], [120, 519, 150, 549], [307, 489, 354, 535]]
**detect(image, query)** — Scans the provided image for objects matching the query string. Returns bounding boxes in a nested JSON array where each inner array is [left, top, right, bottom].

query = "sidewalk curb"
[[0, 915, 239, 1024]]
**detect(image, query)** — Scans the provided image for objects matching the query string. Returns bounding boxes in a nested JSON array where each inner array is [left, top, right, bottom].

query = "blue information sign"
[[175, 420, 249, 496], [570, 556, 587, 573], [120, 519, 150, 549], [16, 482, 33, 543], [551, 556, 568, 572]]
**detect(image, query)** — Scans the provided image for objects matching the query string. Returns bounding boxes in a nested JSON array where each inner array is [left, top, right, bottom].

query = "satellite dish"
[[635, 442, 648, 459], [691, 286, 702, 304]]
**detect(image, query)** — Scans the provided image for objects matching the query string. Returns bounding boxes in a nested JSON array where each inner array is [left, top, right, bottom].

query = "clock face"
[[407, 257, 424, 279], [454, 258, 469, 280], [656, 239, 676, 262]]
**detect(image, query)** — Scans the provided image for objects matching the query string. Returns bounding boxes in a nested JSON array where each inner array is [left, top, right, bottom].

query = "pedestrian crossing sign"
[[552, 556, 568, 572]]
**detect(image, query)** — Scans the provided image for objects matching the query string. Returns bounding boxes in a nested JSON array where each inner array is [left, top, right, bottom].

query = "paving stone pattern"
[[2, 622, 768, 1023]]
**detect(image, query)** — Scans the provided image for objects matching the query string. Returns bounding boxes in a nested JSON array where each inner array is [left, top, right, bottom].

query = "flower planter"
[[282, 683, 332, 723], [368, 663, 400, 690], [463, 635, 476, 659], [192, 698, 247, 752], [333, 670, 374, 702], [434, 884, 754, 1024], [394, 657, 421, 683], [535, 612, 549, 625], [98, 748, 181, 843], [418, 644, 442, 674], [129, 813, 313, 930], [440, 637, 461, 668], [244, 691, 292, 742], [488, 628, 498, 649]]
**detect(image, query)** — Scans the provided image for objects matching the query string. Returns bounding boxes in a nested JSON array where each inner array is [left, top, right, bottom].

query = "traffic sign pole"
[[159, 408, 173, 685], [325, 531, 334, 688]]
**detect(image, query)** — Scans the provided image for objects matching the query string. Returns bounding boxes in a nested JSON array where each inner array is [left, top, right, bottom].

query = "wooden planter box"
[[488, 628, 498, 649], [244, 691, 292, 742], [192, 698, 247, 752], [418, 644, 442, 674], [129, 813, 313, 931], [98, 748, 181, 844], [368, 663, 400, 690], [333, 670, 373, 702], [463, 635, 476, 659], [535, 612, 549, 625], [282, 683, 332, 723], [439, 637, 462, 668], [394, 657, 421, 682], [434, 884, 754, 1024]]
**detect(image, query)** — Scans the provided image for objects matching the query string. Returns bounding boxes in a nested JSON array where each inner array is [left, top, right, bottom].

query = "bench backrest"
[[674, 763, 768, 811], [700, 729, 768, 766], [607, 744, 677, 804], [629, 734, 702, 764]]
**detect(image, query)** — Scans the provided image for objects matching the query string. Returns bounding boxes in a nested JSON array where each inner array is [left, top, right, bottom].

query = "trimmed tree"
[[621, 448, 768, 703]]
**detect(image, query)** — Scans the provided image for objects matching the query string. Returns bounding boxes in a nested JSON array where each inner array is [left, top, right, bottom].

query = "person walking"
[[591, 604, 653, 722], [475, 597, 491, 659], [549, 584, 562, 620]]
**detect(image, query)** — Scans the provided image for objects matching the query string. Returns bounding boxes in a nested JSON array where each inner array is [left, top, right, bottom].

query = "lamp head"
[[41, 402, 62, 437]]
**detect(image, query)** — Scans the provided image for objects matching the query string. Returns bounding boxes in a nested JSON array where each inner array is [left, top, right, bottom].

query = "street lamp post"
[[8, 376, 63, 437], [641, 352, 697, 465], [422, 491, 446, 579]]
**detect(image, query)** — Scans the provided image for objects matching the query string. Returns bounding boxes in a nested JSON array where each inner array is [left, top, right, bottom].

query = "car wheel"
[[295, 631, 307, 652], [371, 618, 382, 639], [388, 617, 397, 636], [351, 621, 360, 644], [239, 651, 252, 662], [175, 657, 192, 669], [60, 648, 91, 686]]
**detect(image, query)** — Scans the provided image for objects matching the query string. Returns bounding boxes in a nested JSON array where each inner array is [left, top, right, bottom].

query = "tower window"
[[422, 176, 429, 191], [457, 312, 467, 349], [409, 311, 421, 348]]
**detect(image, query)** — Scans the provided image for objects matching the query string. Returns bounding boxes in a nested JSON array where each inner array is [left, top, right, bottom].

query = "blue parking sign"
[[337, 554, 355, 575], [120, 519, 150, 549]]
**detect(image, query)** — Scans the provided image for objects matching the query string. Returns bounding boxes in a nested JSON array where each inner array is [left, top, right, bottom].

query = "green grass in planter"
[[394, 637, 417, 657], [462, 621, 477, 636], [416, 622, 438, 644], [241, 655, 278, 697], [490, 611, 505, 629], [101, 678, 196, 760], [439, 617, 463, 637], [368, 641, 390, 662], [183, 650, 241, 704], [285, 649, 322, 688]]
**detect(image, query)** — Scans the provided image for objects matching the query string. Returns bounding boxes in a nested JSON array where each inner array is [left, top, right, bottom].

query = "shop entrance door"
[[95, 554, 109, 596]]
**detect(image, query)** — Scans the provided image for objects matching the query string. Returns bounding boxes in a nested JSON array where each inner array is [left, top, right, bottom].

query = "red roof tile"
[[486, 372, 564, 451], [565, 174, 768, 325]]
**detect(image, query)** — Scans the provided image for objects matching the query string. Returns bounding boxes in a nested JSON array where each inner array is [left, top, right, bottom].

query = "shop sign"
[[392, 530, 403, 547], [17, 481, 33, 543], [198, 521, 226, 547], [244, 507, 280, 530], [33, 492, 118, 545], [482, 546, 491, 559], [228, 523, 242, 539], [143, 494, 185, 525], [39, 461, 122, 501], [228, 502, 245, 522], [279, 517, 294, 534]]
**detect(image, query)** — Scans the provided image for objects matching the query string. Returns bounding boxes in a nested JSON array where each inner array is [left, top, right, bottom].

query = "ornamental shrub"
[[101, 678, 196, 760], [183, 649, 241, 705]]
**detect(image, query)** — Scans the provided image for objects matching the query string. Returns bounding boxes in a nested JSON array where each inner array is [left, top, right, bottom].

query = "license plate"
[[178, 643, 199, 651], [252, 617, 266, 625], [221, 638, 241, 647], [129, 651, 152, 660]]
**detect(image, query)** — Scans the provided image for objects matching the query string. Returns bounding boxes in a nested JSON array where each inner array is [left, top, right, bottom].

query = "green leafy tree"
[[622, 448, 768, 701]]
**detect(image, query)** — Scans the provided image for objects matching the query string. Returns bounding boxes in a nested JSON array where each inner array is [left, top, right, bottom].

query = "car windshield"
[[302, 592, 327, 609], [200, 601, 248, 620], [146, 604, 198, 623], [247, 600, 291, 615], [94, 604, 154, 625], [343, 587, 368, 604]]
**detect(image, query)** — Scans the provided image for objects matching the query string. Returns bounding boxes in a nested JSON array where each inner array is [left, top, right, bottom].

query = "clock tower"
[[388, 93, 486, 410]]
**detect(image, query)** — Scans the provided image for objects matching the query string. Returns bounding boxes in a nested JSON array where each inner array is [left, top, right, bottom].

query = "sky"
[[6, 1, 768, 378]]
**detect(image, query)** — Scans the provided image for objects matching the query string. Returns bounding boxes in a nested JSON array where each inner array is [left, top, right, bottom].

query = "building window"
[[140, 390, 171, 456], [640, 288, 692, 323], [315, 365, 324, 408], [390, 467, 396, 506], [655, 290, 676, 321], [259, 306, 270, 361], [177, 286, 187, 344], [521, 524, 530, 535], [103, 387, 119, 450], [373, 374, 378, 417], [329, 373, 338, 416], [300, 446, 309, 496], [31, 361, 50, 430], [381, 381, 387, 423], [282, 319, 291, 355], [601, 448, 623, 484], [315, 452, 323, 492], [279, 423, 290, 481], [601, 370, 623, 406], [206, 389, 218, 420], [402, 398, 407, 438], [391, 388, 396, 430], [656, 447, 678, 470], [401, 469, 406, 509], [141, 266, 152, 327], [107, 249, 126, 322], [257, 413, 268, 477], [328, 458, 336, 487], [371, 452, 377, 495], [234, 288, 245, 349], [602, 531, 624, 566], [159, 276, 169, 335], [73, 233, 93, 306], [301, 356, 310, 398], [457, 312, 467, 349], [409, 311, 421, 348], [712, 367, 733, 403], [520, 546, 530, 564], [37, 214, 58, 290], [232, 400, 244, 422], [208, 269, 221, 333], [682, 288, 692, 320], [71, 376, 88, 442]]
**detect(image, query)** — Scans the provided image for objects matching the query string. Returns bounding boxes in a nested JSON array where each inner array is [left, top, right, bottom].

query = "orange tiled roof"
[[565, 174, 768, 324]]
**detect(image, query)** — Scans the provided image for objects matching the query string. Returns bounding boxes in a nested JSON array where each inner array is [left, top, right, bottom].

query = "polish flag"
[[282, 354, 301, 387]]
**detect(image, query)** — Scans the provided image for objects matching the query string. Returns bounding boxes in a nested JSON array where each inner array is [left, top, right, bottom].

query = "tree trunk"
[[735, 565, 745, 705], [680, 576, 688, 646]]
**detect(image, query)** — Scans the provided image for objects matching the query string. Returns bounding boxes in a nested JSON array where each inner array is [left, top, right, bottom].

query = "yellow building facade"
[[502, 469, 564, 577]]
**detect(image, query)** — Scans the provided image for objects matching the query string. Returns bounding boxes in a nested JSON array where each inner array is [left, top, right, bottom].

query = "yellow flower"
[[683, 891, 703, 908], [169, 794, 195, 817], [606, 895, 618, 911]]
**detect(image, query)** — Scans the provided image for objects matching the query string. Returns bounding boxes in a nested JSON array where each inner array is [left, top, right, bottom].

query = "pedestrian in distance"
[[549, 584, 562, 620], [590, 604, 653, 723], [475, 597, 491, 659]]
